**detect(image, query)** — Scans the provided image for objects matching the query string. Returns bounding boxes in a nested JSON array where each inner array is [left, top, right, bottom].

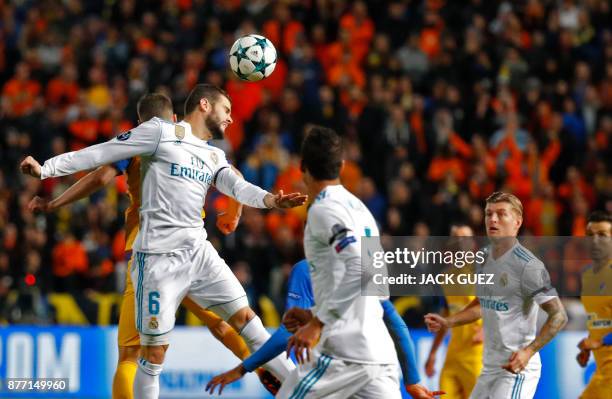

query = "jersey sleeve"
[[40, 118, 162, 179], [520, 259, 558, 305], [309, 203, 362, 326], [211, 148, 231, 180], [242, 324, 293, 373], [381, 299, 420, 385], [214, 166, 269, 209], [285, 260, 315, 312]]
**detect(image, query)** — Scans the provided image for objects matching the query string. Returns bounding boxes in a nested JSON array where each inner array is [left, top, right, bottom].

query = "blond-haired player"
[[576, 210, 612, 399], [27, 93, 279, 398], [425, 222, 483, 399], [425, 192, 567, 399]]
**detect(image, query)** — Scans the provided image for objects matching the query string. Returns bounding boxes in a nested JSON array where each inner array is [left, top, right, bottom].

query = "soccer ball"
[[229, 34, 277, 82]]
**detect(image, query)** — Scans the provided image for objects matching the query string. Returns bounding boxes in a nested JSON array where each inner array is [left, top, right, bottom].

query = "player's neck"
[[490, 237, 518, 260], [182, 115, 212, 141], [307, 179, 341, 202]]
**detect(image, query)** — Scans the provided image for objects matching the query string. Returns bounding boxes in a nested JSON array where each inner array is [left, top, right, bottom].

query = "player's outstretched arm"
[[23, 119, 161, 180], [381, 300, 445, 398], [263, 190, 308, 209], [503, 297, 567, 374], [214, 167, 307, 209], [425, 298, 481, 332], [381, 300, 420, 385], [205, 325, 291, 395], [28, 165, 118, 213], [424, 309, 449, 378]]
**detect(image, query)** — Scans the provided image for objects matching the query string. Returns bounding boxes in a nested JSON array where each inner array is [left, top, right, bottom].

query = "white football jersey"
[[40, 118, 269, 253], [476, 242, 558, 370], [304, 184, 397, 364]]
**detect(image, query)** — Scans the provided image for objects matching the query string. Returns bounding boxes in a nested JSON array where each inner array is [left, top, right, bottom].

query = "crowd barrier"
[[0, 326, 594, 398]]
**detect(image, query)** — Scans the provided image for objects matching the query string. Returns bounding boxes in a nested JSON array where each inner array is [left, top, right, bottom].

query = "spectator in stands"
[[0, 0, 609, 328]]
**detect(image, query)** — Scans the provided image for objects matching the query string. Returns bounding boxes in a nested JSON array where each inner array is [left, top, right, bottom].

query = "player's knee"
[[140, 344, 168, 365], [227, 306, 255, 331], [209, 319, 231, 341], [118, 345, 140, 363]]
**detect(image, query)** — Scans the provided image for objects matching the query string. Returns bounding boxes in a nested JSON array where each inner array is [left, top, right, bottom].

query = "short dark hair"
[[449, 219, 472, 233], [137, 93, 173, 122], [184, 84, 230, 115], [301, 125, 343, 180], [587, 210, 612, 224]]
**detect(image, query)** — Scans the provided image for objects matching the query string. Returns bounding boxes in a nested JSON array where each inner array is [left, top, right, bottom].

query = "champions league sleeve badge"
[[116, 131, 132, 141]]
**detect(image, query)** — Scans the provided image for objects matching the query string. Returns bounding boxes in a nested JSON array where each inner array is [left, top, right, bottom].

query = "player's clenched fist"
[[216, 212, 240, 235], [28, 196, 53, 213], [424, 313, 449, 333], [20, 156, 42, 178]]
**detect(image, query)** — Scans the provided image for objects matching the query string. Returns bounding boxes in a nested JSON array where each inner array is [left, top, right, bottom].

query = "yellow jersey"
[[581, 263, 612, 371]]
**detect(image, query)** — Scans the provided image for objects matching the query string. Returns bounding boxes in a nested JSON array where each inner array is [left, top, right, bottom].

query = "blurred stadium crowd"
[[0, 0, 610, 327]]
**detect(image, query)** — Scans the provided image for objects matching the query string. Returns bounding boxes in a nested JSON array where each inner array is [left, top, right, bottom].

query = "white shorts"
[[469, 366, 540, 399], [276, 352, 401, 399], [131, 239, 248, 341]]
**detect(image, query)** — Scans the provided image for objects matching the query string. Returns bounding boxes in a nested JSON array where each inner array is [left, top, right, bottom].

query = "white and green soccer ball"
[[229, 34, 277, 82]]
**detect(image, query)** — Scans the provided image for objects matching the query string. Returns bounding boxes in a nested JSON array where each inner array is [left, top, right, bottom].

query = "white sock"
[[133, 357, 163, 399], [240, 316, 295, 381]]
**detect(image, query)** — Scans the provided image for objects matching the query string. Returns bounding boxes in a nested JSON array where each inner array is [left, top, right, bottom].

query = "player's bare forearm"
[[430, 325, 448, 354], [428, 309, 448, 355], [48, 166, 117, 211], [447, 298, 482, 328], [525, 297, 567, 354]]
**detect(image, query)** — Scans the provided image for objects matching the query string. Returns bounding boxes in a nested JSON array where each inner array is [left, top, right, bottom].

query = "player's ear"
[[199, 98, 210, 112]]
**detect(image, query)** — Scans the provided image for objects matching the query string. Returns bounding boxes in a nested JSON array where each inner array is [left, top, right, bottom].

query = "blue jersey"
[[285, 259, 315, 311], [113, 158, 131, 173]]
